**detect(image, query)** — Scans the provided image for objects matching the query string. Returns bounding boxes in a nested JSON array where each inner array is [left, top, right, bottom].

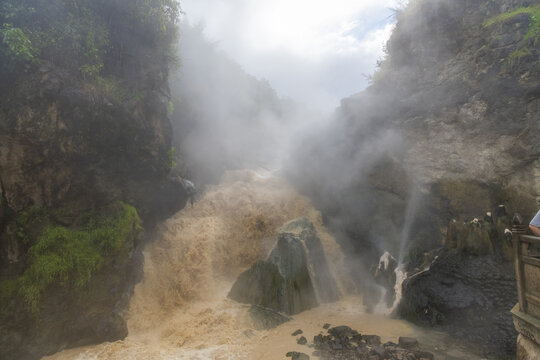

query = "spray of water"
[[397, 185, 422, 265], [373, 184, 423, 315]]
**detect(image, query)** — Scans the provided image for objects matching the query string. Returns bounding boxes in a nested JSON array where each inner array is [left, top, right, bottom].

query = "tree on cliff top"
[[0, 0, 180, 82]]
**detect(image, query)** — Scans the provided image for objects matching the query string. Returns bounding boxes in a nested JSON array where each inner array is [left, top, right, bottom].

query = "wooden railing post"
[[513, 213, 528, 313]]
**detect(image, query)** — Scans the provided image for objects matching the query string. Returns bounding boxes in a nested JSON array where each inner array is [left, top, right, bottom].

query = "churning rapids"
[[45, 170, 481, 360]]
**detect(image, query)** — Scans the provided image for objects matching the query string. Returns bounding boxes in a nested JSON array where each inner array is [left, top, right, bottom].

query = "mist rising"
[[2, 0, 538, 358]]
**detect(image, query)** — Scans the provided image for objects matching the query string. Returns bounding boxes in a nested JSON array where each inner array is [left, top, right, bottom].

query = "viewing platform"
[[511, 217, 540, 359]]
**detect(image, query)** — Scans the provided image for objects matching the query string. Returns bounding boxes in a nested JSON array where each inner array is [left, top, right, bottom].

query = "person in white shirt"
[[530, 210, 540, 236]]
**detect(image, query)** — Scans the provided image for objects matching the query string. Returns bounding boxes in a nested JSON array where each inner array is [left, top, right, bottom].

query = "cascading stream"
[[45, 169, 482, 360], [45, 169, 349, 359]]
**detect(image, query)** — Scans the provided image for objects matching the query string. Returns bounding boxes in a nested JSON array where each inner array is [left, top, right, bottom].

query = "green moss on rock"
[[484, 5, 540, 41], [484, 5, 540, 63], [18, 202, 141, 313]]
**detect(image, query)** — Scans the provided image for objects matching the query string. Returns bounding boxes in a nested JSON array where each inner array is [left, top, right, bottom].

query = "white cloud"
[[181, 0, 407, 111], [359, 23, 396, 55]]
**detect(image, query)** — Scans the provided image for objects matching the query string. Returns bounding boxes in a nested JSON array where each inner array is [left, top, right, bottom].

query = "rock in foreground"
[[397, 249, 517, 357], [291, 324, 434, 360]]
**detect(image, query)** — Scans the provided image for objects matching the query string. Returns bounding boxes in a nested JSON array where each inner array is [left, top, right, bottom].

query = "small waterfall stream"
[[375, 185, 422, 315]]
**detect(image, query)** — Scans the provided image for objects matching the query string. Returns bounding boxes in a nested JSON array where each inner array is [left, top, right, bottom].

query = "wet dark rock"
[[278, 218, 341, 303], [248, 305, 291, 330], [229, 261, 284, 311], [149, 175, 190, 223], [228, 218, 339, 315], [313, 334, 324, 346], [229, 237, 317, 315], [371, 346, 387, 357], [397, 249, 517, 357], [398, 337, 419, 350], [311, 324, 434, 360], [328, 325, 359, 342], [363, 335, 381, 346], [297, 336, 308, 345], [292, 329, 303, 336], [286, 351, 310, 360]]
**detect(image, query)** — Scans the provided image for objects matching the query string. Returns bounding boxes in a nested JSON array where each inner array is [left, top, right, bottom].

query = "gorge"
[[0, 0, 539, 359]]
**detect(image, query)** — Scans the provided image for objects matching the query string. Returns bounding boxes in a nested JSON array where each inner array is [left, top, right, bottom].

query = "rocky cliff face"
[[291, 0, 539, 268], [288, 0, 539, 356], [0, 1, 185, 358], [375, 0, 540, 212]]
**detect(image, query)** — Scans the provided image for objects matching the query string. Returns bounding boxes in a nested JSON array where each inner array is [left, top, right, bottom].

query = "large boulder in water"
[[278, 218, 340, 303], [228, 218, 339, 315], [228, 260, 286, 310]]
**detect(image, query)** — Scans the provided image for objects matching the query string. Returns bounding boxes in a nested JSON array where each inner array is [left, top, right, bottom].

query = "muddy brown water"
[[44, 170, 483, 360]]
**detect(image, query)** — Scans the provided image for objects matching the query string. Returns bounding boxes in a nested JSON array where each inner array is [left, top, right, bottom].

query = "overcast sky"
[[180, 0, 407, 112]]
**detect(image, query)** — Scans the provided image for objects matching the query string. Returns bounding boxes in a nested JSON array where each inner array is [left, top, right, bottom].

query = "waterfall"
[[374, 185, 422, 315], [44, 169, 482, 360], [45, 169, 349, 359]]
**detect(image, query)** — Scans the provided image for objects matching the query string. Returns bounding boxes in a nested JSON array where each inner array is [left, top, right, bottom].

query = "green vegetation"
[[484, 5, 540, 41], [14, 202, 141, 314], [0, 0, 180, 78], [509, 48, 532, 65], [484, 5, 540, 63], [167, 146, 177, 169], [167, 100, 175, 116], [0, 24, 36, 66], [14, 207, 47, 245]]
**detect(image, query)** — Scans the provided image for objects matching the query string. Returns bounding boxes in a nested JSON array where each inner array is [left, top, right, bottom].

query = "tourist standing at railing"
[[530, 210, 540, 236]]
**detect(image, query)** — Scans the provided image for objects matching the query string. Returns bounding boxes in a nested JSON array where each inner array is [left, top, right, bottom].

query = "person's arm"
[[530, 210, 540, 236], [531, 224, 540, 237]]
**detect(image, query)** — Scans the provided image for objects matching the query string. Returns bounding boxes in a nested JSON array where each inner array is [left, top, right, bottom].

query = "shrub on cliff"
[[3, 202, 141, 314], [0, 0, 179, 81], [484, 4, 540, 64]]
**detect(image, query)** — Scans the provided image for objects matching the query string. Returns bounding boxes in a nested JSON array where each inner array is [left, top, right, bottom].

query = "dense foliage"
[[2, 202, 141, 314], [0, 0, 180, 79]]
